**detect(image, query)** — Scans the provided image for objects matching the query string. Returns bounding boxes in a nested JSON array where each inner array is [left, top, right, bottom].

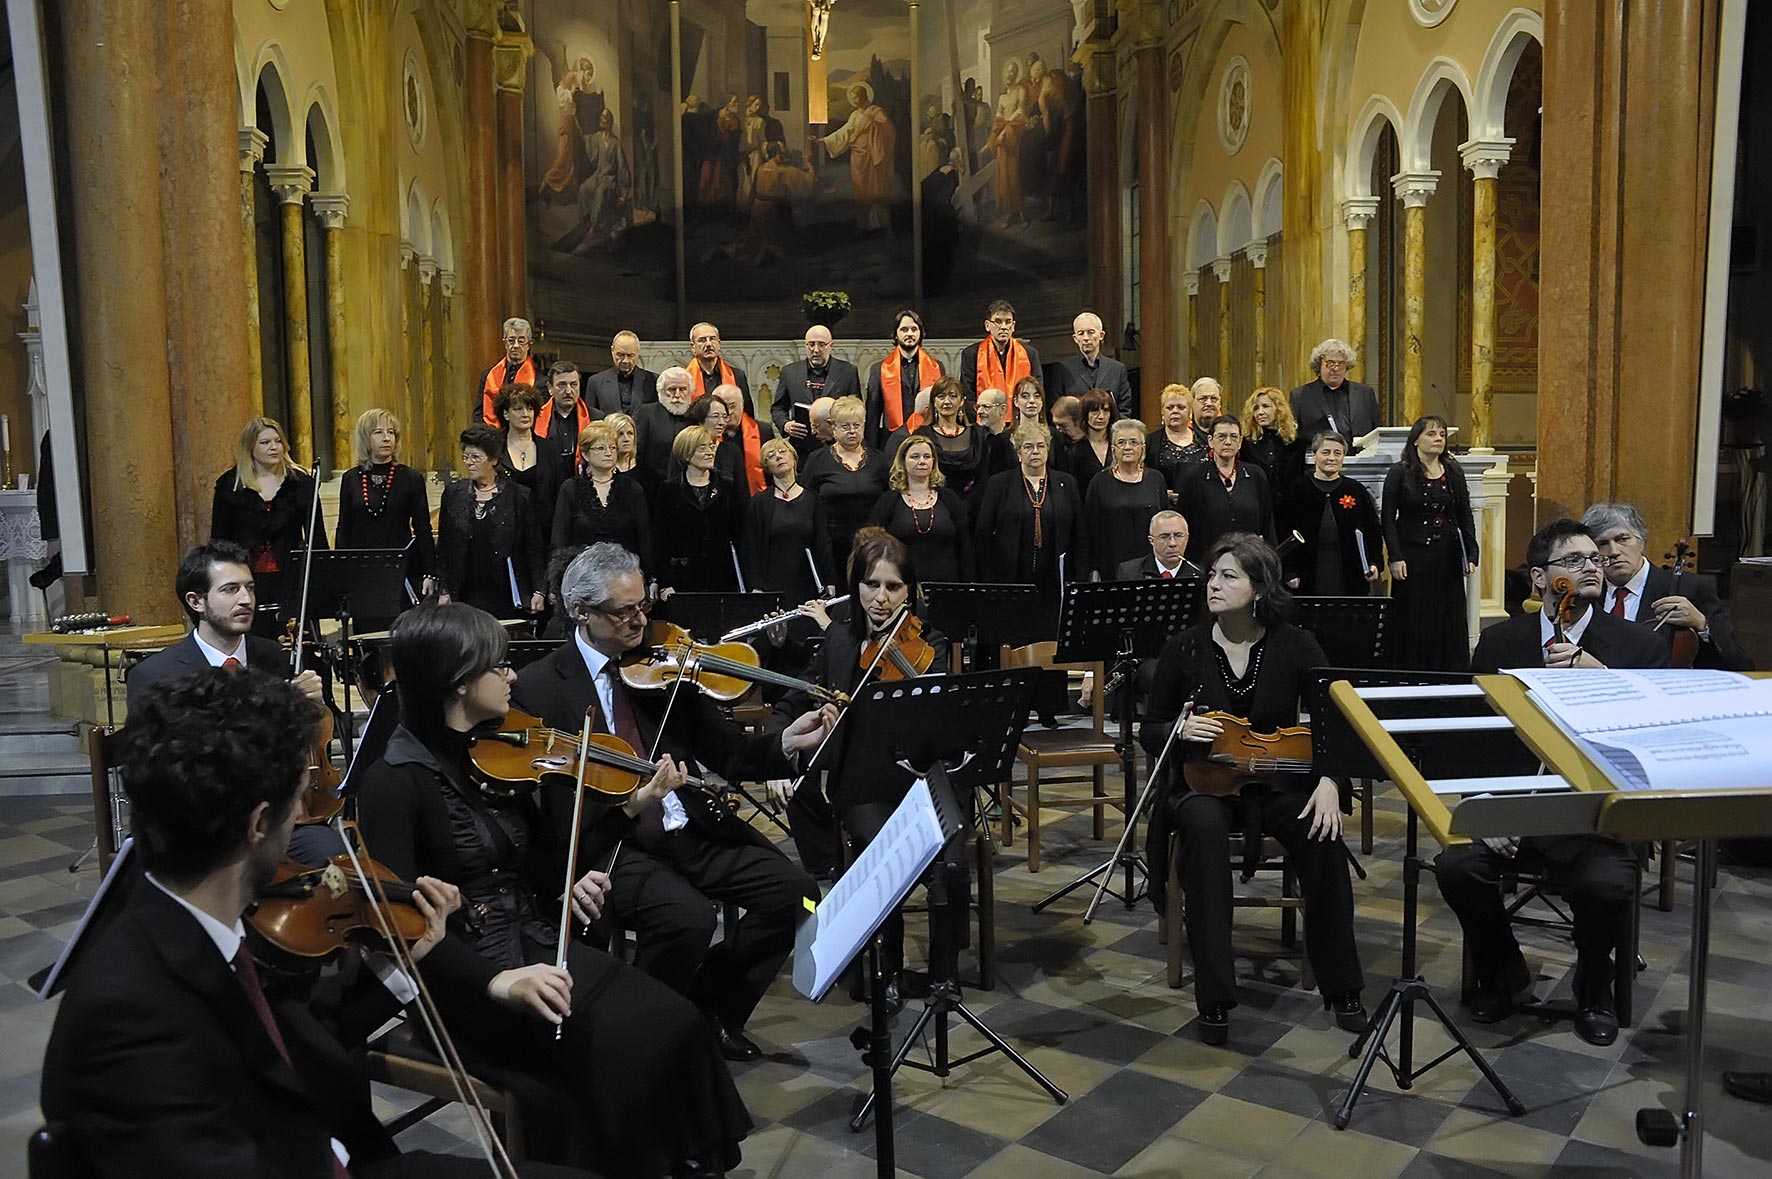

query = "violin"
[[469, 706, 717, 801], [283, 619, 346, 823], [620, 620, 849, 705], [1182, 712, 1315, 797], [247, 851, 429, 965], [1659, 537, 1700, 669], [859, 611, 937, 681], [1548, 574, 1579, 646]]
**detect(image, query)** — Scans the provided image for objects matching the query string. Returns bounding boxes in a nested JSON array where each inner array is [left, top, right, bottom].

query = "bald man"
[[774, 326, 861, 447], [1050, 310, 1133, 418], [586, 330, 660, 415]]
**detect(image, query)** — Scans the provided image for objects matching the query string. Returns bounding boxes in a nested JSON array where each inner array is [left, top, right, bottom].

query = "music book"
[[1508, 668, 1772, 792]]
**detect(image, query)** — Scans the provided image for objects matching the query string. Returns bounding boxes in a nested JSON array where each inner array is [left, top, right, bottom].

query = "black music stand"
[[803, 669, 1066, 1132], [920, 582, 1055, 671], [1309, 668, 1525, 1130], [505, 638, 561, 671], [1033, 578, 1199, 918], [286, 549, 409, 758], [1292, 596, 1396, 671], [654, 591, 786, 641]]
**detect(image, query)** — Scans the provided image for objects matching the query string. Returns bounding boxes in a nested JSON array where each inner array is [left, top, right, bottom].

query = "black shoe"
[[1469, 974, 1535, 1024], [1324, 990, 1368, 1033], [1570, 957, 1618, 1046], [1198, 1003, 1229, 1046], [715, 1021, 762, 1062], [1574, 1003, 1618, 1046], [1723, 1071, 1772, 1104]]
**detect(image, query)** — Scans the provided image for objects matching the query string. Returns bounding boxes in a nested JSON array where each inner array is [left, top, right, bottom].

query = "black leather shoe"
[[1573, 1003, 1618, 1046], [1325, 991, 1368, 1033], [1469, 977, 1534, 1024], [1570, 957, 1618, 1046], [1723, 1071, 1772, 1104], [716, 1022, 762, 1062], [1198, 1003, 1230, 1046]]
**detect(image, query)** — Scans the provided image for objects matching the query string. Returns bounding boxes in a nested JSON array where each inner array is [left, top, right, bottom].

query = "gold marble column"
[[1181, 273, 1199, 378], [1247, 242, 1268, 386], [492, 25, 533, 322], [1393, 172, 1438, 425], [418, 256, 436, 471], [1461, 141, 1512, 450], [1129, 3, 1170, 391], [266, 164, 315, 466], [434, 271, 458, 470], [239, 128, 268, 415], [311, 194, 351, 472], [1342, 198, 1377, 383], [1081, 43, 1121, 344], [463, 22, 497, 353], [1212, 257, 1232, 383], [400, 242, 419, 466]]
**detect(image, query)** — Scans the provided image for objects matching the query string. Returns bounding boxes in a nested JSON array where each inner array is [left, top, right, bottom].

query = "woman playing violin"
[[353, 600, 754, 1175], [1139, 532, 1365, 1047]]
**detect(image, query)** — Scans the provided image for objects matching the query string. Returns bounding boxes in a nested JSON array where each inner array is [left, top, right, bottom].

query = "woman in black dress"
[[436, 424, 544, 619], [335, 407, 435, 604], [1382, 415, 1478, 670], [1239, 387, 1305, 492], [353, 602, 752, 1173], [211, 415, 327, 636], [1065, 388, 1117, 496], [495, 383, 566, 542], [972, 422, 1087, 598], [915, 376, 993, 501], [742, 438, 834, 597], [1173, 415, 1277, 565], [1140, 533, 1365, 1045], [800, 395, 890, 579], [552, 420, 651, 570], [1277, 430, 1382, 595], [1085, 419, 1169, 580], [652, 425, 746, 592], [1146, 384, 1208, 487], [870, 435, 974, 583]]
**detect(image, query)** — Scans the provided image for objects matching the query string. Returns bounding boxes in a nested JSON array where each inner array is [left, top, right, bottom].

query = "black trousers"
[[610, 824, 817, 1027], [1434, 834, 1634, 993], [786, 775, 839, 877], [1170, 788, 1362, 1007], [842, 791, 975, 979]]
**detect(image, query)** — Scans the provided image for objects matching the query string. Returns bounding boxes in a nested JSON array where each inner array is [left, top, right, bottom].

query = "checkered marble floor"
[[3, 773, 1772, 1176]]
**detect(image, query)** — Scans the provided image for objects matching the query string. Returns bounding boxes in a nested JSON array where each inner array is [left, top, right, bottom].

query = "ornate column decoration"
[[492, 20, 534, 321], [435, 270, 458, 471], [1342, 196, 1379, 382], [399, 241, 419, 466], [265, 163, 316, 465], [239, 128, 269, 413], [1128, 0, 1171, 393], [1461, 138, 1513, 450], [417, 255, 437, 473], [1391, 170, 1439, 425], [1182, 271, 1200, 376], [1246, 240, 1269, 386], [310, 193, 351, 472], [1211, 256, 1233, 382]]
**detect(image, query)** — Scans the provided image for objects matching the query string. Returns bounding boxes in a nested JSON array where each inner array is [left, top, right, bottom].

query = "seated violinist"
[[39, 668, 590, 1178], [1140, 532, 1365, 1046], [354, 599, 759, 1174], [510, 544, 835, 1063]]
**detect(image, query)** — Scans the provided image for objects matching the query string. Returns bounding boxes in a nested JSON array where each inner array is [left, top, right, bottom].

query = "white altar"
[[0, 488, 49, 624]]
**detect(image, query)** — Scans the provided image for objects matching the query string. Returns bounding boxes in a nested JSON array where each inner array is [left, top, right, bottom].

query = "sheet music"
[[1507, 668, 1771, 733]]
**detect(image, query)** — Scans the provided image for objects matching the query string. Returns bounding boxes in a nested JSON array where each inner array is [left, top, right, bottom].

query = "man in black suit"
[[772, 325, 861, 446], [1288, 338, 1381, 451], [1115, 510, 1202, 580], [584, 330, 658, 417], [633, 365, 696, 484], [512, 544, 833, 1061], [39, 667, 554, 1178], [687, 321, 754, 416], [536, 360, 600, 469], [1436, 519, 1667, 1047], [1583, 500, 1752, 671], [1049, 311, 1134, 420], [957, 299, 1042, 414]]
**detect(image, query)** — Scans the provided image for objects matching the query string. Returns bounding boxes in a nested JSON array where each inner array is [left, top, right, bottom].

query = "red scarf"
[[974, 338, 1033, 397], [695, 394, 767, 494], [535, 397, 591, 445], [879, 348, 942, 432], [690, 358, 736, 400], [480, 356, 539, 426]]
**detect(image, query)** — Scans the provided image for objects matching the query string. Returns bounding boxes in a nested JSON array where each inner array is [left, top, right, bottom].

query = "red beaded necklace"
[[361, 462, 398, 517]]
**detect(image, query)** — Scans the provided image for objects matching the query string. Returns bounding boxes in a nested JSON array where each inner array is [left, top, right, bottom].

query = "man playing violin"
[[1438, 518, 1666, 1046], [37, 667, 587, 1178], [512, 542, 836, 1063]]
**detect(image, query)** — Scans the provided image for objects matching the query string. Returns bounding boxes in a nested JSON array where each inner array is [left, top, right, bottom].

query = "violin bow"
[[786, 604, 912, 793], [552, 708, 598, 1042], [335, 823, 518, 1179], [291, 462, 325, 678]]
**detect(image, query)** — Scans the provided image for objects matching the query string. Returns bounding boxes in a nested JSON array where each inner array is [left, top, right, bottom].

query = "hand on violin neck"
[[409, 876, 463, 963], [291, 669, 325, 705], [488, 964, 574, 1025], [569, 868, 611, 924], [622, 757, 686, 818], [781, 704, 837, 756]]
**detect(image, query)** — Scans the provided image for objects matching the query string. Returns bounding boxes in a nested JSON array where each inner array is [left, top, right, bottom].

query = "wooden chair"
[[999, 642, 1122, 872], [87, 726, 127, 875], [366, 1021, 526, 1160], [1160, 830, 1314, 991]]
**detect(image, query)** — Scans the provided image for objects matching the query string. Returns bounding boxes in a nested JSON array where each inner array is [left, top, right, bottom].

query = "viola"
[[1182, 711, 1315, 798], [469, 706, 716, 801], [859, 611, 937, 681], [1548, 574, 1579, 646], [1659, 537, 1700, 669], [620, 620, 848, 705], [247, 851, 429, 965]]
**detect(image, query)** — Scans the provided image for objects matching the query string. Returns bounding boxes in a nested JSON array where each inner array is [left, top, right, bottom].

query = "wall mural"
[[525, 0, 1092, 345]]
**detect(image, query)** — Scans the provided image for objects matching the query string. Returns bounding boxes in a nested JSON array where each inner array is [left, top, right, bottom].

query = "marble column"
[[418, 256, 436, 473], [1131, 5, 1170, 391], [239, 128, 268, 415], [1342, 197, 1378, 382], [400, 242, 418, 467], [463, 27, 497, 354], [1211, 257, 1232, 382], [311, 194, 351, 473], [1081, 42, 1121, 345], [434, 271, 458, 471], [1392, 171, 1438, 426], [1181, 272, 1199, 378], [1461, 139, 1513, 450], [492, 28, 532, 322], [1246, 241, 1268, 387], [266, 164, 315, 466]]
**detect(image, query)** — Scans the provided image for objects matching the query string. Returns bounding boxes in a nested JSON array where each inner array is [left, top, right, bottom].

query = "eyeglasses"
[[988, 318, 1015, 328], [1320, 358, 1349, 369], [490, 661, 514, 673], [593, 598, 655, 624], [1545, 553, 1604, 571]]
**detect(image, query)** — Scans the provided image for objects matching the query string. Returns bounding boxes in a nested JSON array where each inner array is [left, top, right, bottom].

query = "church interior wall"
[[0, 106, 35, 484]]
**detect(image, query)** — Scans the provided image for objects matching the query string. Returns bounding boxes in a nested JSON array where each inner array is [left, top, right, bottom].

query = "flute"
[[719, 595, 851, 643]]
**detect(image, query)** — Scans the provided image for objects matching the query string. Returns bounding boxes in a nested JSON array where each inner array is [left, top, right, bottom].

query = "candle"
[[1, 413, 9, 455]]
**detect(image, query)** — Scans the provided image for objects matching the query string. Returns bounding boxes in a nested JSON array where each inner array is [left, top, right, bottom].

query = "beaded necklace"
[[361, 462, 397, 517], [906, 486, 937, 535], [1023, 473, 1047, 549]]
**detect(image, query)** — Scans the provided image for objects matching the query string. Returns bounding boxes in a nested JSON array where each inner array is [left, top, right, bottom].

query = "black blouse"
[[1084, 469, 1169, 581], [335, 463, 434, 579], [742, 487, 832, 596], [913, 424, 994, 501], [801, 446, 891, 576], [868, 488, 976, 583], [652, 475, 746, 591], [210, 468, 330, 577], [1146, 428, 1208, 486], [552, 474, 652, 571]]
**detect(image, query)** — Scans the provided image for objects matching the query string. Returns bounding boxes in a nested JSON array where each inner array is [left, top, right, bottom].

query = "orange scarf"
[[535, 396, 591, 446], [879, 348, 942, 431], [690, 358, 736, 400], [481, 356, 539, 425], [694, 394, 767, 494], [974, 339, 1032, 397]]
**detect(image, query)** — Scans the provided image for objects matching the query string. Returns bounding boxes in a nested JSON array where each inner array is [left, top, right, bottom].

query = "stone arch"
[[429, 200, 454, 274], [1187, 201, 1220, 271], [1346, 94, 1404, 201], [303, 86, 344, 193], [233, 24, 253, 127], [1472, 8, 1545, 141], [1400, 58, 1475, 173], [1252, 157, 1284, 240], [1218, 181, 1253, 258], [250, 44, 299, 163], [403, 179, 431, 258]]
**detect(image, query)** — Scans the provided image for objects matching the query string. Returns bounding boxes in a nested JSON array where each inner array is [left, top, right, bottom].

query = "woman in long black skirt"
[[1381, 415, 1478, 670]]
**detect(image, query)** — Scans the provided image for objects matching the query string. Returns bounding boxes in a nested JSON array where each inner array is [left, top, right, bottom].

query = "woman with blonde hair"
[[742, 437, 833, 595], [210, 416, 327, 635], [1240, 386, 1304, 490], [551, 420, 651, 568], [1146, 383, 1207, 485], [869, 434, 974, 582], [335, 408, 435, 599], [652, 425, 745, 591], [801, 394, 890, 576]]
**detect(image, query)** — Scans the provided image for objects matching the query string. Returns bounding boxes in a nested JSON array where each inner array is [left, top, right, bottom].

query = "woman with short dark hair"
[[494, 382, 566, 541], [435, 423, 544, 617], [1065, 387, 1119, 496], [652, 425, 746, 592]]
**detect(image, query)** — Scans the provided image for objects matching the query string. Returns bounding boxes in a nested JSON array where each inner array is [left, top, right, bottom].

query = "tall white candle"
[[2, 413, 10, 455]]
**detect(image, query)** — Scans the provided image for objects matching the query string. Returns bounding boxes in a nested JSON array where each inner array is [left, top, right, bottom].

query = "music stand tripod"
[[1033, 578, 1198, 917], [287, 549, 408, 760], [808, 670, 1068, 1131]]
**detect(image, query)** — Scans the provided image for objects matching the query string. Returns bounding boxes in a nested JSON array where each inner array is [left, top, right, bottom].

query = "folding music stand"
[[653, 591, 785, 641], [920, 582, 1055, 671], [286, 549, 409, 758], [1291, 596, 1396, 672], [1034, 577, 1199, 919]]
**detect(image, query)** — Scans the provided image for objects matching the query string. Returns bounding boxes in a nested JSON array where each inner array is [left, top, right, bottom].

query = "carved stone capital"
[[417, 254, 437, 284], [264, 163, 315, 205], [1117, 0, 1166, 49], [309, 193, 349, 230], [492, 19, 533, 93], [239, 127, 269, 171], [1182, 272, 1200, 296], [1210, 256, 1233, 283], [438, 270, 459, 298], [1391, 170, 1440, 209], [1458, 137, 1515, 181], [1077, 42, 1117, 95], [399, 240, 416, 268], [464, 0, 502, 39], [1342, 195, 1380, 230], [1244, 241, 1269, 269]]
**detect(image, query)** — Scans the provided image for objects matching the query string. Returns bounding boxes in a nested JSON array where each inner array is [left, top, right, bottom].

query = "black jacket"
[[210, 469, 329, 581], [1634, 564, 1753, 671], [651, 476, 746, 591], [1469, 606, 1671, 673], [772, 358, 862, 435], [863, 351, 948, 449], [434, 478, 545, 609], [585, 365, 660, 416], [1277, 474, 1383, 593], [126, 633, 291, 707], [1288, 377, 1382, 447], [1114, 553, 1202, 581], [1049, 353, 1134, 420], [1381, 461, 1479, 564], [971, 467, 1087, 585], [633, 402, 691, 484], [334, 464, 435, 585], [956, 339, 1044, 407]]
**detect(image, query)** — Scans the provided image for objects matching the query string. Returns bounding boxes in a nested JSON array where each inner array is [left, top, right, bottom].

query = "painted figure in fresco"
[[815, 82, 898, 234], [542, 55, 603, 200], [633, 97, 659, 213], [681, 95, 718, 217], [1039, 58, 1086, 223], [988, 59, 1029, 228], [699, 95, 743, 214], [960, 76, 989, 169], [1019, 55, 1050, 221], [576, 108, 632, 251], [736, 94, 787, 212], [712, 141, 815, 266]]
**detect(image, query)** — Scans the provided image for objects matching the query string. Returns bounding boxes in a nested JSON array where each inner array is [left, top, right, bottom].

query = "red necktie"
[[1160, 569, 1173, 579], [1611, 587, 1629, 618], [231, 945, 349, 1179], [605, 667, 664, 839], [221, 656, 242, 671]]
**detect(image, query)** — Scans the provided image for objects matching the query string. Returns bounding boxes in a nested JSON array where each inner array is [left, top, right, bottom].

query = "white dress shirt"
[[575, 629, 688, 831], [192, 629, 249, 668]]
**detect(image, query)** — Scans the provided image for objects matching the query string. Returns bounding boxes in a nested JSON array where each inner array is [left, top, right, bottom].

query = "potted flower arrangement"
[[802, 290, 852, 328]]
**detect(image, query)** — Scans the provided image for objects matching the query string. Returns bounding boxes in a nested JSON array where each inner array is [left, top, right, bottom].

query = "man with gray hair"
[[513, 542, 836, 1062], [1582, 500, 1751, 670], [634, 365, 696, 482], [586, 329, 659, 416], [1051, 311, 1134, 419], [476, 315, 540, 426], [687, 321, 754, 415], [1289, 338, 1381, 450]]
